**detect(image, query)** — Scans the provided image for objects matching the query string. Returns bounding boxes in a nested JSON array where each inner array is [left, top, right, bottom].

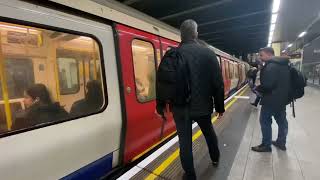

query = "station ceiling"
[[114, 0, 273, 57]]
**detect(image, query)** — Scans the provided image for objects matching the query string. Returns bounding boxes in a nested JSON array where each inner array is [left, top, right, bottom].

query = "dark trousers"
[[253, 95, 261, 106], [260, 105, 288, 147], [172, 106, 220, 175]]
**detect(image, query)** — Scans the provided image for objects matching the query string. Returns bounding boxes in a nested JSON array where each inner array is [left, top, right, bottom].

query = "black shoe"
[[211, 151, 220, 167], [212, 156, 220, 167], [272, 141, 287, 151], [250, 102, 258, 107], [212, 160, 219, 167], [251, 144, 272, 152]]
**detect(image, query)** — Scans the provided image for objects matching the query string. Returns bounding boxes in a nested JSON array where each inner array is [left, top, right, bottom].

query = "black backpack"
[[156, 47, 191, 105], [288, 65, 307, 117]]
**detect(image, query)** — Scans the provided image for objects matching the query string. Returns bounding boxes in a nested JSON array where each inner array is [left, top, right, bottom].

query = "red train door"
[[158, 38, 179, 138], [221, 57, 231, 96], [116, 24, 163, 163]]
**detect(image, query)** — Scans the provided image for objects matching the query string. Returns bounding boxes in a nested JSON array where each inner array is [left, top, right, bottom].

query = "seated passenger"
[[70, 80, 103, 117], [12, 84, 68, 130]]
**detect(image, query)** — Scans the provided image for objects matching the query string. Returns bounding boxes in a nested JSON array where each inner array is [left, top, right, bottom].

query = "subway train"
[[0, 0, 250, 179]]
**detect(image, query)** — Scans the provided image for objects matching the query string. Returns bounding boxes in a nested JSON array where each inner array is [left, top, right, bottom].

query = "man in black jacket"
[[157, 19, 225, 179], [251, 47, 290, 152]]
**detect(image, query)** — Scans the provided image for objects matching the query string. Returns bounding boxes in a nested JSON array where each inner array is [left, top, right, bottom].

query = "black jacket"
[[178, 40, 225, 116], [70, 99, 102, 117], [12, 102, 69, 130], [256, 57, 290, 111]]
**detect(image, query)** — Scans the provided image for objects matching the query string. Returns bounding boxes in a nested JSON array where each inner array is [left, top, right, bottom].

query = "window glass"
[[89, 59, 101, 81], [224, 60, 229, 79], [132, 39, 156, 103], [228, 62, 233, 78], [156, 49, 161, 68], [58, 58, 79, 94], [0, 21, 105, 134], [234, 64, 239, 78]]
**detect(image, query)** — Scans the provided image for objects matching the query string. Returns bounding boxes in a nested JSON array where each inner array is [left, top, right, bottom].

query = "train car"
[[0, 0, 249, 179]]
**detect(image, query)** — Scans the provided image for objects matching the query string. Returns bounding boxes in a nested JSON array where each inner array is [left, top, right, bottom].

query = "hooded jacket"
[[256, 57, 290, 111], [12, 102, 69, 130]]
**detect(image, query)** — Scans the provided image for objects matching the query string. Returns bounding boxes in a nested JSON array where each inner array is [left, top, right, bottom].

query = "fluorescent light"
[[288, 43, 293, 48], [269, 31, 274, 37], [272, 0, 281, 13], [282, 50, 286, 53], [270, 24, 276, 32], [0, 24, 39, 34], [132, 45, 148, 51], [298, 31, 307, 38], [271, 14, 278, 24]]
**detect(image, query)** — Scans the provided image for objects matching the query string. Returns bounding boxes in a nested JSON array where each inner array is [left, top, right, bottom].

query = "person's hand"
[[155, 109, 163, 119], [214, 112, 223, 120], [156, 103, 166, 120]]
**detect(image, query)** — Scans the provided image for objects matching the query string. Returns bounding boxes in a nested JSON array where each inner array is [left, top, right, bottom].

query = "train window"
[[0, 21, 105, 135], [234, 64, 239, 78], [57, 58, 79, 95], [156, 49, 161, 68], [230, 63, 234, 78], [89, 59, 101, 81], [224, 59, 229, 79], [132, 39, 156, 103]]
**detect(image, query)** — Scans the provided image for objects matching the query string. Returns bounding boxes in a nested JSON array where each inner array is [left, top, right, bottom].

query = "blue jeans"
[[260, 105, 288, 147]]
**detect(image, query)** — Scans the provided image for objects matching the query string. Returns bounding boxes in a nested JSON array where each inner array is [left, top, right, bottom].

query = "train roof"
[[48, 0, 246, 63]]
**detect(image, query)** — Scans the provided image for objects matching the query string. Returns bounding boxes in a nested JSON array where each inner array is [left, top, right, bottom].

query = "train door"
[[229, 61, 238, 90], [158, 37, 179, 138], [234, 63, 240, 88], [115, 24, 163, 163], [221, 57, 231, 96]]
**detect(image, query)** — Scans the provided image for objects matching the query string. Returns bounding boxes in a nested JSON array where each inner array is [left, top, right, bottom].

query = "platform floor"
[[117, 86, 320, 180], [228, 86, 320, 180]]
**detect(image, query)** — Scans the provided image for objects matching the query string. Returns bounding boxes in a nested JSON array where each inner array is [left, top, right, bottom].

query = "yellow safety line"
[[145, 87, 248, 180], [0, 34, 13, 130]]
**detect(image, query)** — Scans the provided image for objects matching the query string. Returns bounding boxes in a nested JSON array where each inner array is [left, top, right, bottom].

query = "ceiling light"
[[269, 31, 274, 37], [270, 24, 276, 32], [271, 14, 278, 24], [288, 43, 293, 48], [298, 31, 307, 38], [282, 50, 286, 53], [272, 0, 281, 13]]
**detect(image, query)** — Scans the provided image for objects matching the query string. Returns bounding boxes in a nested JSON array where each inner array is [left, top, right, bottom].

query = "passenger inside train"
[[12, 83, 68, 130], [70, 80, 104, 117]]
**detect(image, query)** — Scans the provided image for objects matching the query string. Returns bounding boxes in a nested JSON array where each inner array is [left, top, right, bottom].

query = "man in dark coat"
[[251, 47, 290, 152], [157, 19, 225, 179]]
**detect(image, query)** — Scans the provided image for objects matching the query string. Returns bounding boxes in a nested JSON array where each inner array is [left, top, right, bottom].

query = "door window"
[[132, 39, 156, 103]]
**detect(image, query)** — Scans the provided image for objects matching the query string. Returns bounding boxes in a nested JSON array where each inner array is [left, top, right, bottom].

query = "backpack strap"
[[292, 100, 296, 118]]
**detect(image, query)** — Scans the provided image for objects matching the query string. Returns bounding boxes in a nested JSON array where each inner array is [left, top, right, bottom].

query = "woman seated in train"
[[70, 80, 104, 117], [12, 84, 69, 130]]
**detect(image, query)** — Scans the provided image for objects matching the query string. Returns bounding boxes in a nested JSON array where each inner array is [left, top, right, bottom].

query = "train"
[[0, 0, 250, 179]]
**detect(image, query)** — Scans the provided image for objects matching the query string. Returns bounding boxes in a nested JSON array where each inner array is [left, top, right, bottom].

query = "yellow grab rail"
[[0, 34, 13, 130], [93, 41, 98, 80]]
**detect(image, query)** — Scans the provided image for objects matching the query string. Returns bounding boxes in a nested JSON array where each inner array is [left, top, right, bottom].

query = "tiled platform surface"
[[228, 86, 320, 180]]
